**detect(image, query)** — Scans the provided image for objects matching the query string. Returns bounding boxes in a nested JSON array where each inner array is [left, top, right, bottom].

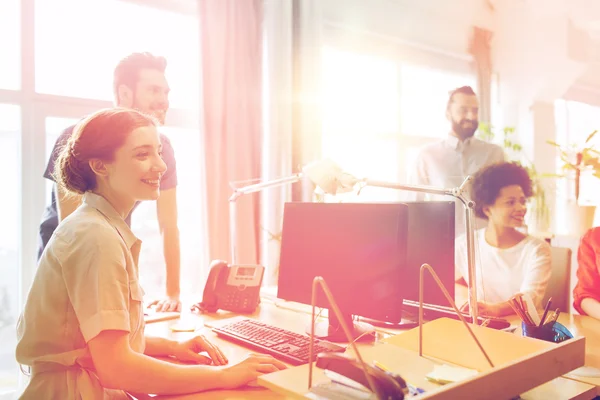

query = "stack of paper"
[[425, 364, 478, 384]]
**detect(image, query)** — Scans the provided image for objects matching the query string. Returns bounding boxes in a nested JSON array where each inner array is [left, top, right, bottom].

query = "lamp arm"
[[229, 173, 303, 264], [229, 173, 304, 201], [362, 179, 457, 197], [360, 176, 480, 325]]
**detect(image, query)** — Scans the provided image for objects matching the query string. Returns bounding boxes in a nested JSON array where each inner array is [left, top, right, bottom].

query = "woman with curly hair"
[[455, 162, 551, 317]]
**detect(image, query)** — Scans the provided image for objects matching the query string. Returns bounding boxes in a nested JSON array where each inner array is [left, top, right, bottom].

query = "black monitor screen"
[[401, 201, 455, 306], [277, 202, 408, 323]]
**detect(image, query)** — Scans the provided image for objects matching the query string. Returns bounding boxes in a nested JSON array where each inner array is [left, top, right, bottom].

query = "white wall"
[[321, 0, 493, 58], [319, 0, 600, 144]]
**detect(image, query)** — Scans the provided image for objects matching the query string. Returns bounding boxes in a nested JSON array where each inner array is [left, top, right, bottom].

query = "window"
[[0, 0, 20, 90], [322, 47, 399, 138], [133, 127, 207, 300], [0, 104, 21, 395], [321, 47, 401, 202], [320, 47, 476, 200], [399, 65, 476, 138], [554, 99, 600, 206], [35, 0, 200, 109]]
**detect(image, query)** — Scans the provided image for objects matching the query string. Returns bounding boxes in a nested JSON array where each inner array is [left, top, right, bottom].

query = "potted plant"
[[547, 130, 600, 201], [547, 130, 600, 235], [477, 124, 551, 234]]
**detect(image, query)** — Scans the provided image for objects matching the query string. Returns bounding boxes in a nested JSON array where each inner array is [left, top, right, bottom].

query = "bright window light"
[[0, 0, 20, 90], [0, 103, 21, 396], [322, 47, 399, 137], [132, 126, 207, 298], [35, 0, 199, 109], [400, 65, 476, 138], [321, 47, 400, 202]]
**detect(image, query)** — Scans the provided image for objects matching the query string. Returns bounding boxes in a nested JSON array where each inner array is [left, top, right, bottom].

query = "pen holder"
[[521, 321, 574, 343]]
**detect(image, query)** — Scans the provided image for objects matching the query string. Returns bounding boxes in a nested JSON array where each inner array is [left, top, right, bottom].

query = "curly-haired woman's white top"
[[455, 228, 552, 307]]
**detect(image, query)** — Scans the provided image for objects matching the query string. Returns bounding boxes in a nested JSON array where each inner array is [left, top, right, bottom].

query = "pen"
[[373, 360, 391, 371], [552, 308, 561, 324], [373, 360, 425, 395], [539, 297, 552, 327]]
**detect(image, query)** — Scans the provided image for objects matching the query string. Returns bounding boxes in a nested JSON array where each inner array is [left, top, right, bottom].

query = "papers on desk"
[[143, 310, 180, 324], [323, 369, 371, 393], [307, 381, 376, 400], [568, 366, 600, 378], [425, 364, 478, 385], [305, 369, 376, 399]]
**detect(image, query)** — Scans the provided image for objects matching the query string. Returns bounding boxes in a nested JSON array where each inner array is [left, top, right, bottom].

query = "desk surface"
[[457, 284, 600, 393], [143, 296, 597, 399]]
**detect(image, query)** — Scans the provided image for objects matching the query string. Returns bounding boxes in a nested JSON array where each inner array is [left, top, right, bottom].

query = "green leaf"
[[581, 151, 595, 162], [547, 140, 561, 148], [541, 173, 565, 178], [585, 130, 598, 144]]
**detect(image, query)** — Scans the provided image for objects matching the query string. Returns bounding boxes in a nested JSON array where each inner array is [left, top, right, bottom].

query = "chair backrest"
[[542, 247, 572, 312]]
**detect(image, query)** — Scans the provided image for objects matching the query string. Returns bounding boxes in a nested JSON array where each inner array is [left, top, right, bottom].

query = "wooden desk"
[[550, 314, 600, 391], [141, 298, 595, 399], [457, 283, 600, 394]]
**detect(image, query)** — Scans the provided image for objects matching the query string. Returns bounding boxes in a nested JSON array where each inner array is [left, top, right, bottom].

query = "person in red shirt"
[[573, 227, 600, 319]]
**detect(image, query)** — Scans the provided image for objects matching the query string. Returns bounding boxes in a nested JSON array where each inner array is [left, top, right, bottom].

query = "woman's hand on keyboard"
[[172, 335, 229, 366], [222, 353, 287, 388]]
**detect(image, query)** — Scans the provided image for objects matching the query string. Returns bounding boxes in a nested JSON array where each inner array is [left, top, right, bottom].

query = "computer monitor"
[[277, 202, 408, 342], [401, 201, 455, 307]]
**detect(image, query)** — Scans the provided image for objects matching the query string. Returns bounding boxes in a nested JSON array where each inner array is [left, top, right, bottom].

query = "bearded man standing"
[[409, 86, 505, 236]]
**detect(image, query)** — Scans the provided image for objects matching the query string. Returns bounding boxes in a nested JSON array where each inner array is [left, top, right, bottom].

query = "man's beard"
[[452, 119, 478, 140], [132, 101, 166, 125]]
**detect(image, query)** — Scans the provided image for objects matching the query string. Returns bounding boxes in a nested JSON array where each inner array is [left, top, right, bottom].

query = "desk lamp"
[[228, 159, 355, 265], [229, 159, 480, 325]]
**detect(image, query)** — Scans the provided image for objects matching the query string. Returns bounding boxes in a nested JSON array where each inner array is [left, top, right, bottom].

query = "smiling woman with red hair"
[[16, 108, 285, 399], [455, 162, 552, 317]]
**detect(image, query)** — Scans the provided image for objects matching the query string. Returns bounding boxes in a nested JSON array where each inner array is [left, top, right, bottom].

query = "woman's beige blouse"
[[16, 192, 145, 399]]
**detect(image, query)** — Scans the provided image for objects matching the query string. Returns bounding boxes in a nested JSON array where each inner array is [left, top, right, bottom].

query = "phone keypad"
[[223, 292, 258, 312]]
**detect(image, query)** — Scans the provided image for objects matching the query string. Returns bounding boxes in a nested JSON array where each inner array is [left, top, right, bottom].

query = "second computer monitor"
[[402, 201, 456, 307]]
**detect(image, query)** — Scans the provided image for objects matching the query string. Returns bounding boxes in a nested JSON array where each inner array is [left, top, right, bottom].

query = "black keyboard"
[[212, 318, 345, 365], [402, 300, 512, 330]]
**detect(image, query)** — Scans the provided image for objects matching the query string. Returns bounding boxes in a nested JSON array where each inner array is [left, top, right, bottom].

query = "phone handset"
[[316, 353, 407, 400], [197, 260, 229, 312], [192, 260, 265, 314]]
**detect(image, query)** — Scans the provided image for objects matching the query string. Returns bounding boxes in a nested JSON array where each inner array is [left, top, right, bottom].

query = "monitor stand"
[[306, 310, 375, 343], [358, 316, 419, 330]]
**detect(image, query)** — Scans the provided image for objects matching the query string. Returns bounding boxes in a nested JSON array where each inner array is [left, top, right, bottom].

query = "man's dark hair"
[[113, 52, 167, 99], [471, 162, 534, 219], [446, 85, 477, 111]]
